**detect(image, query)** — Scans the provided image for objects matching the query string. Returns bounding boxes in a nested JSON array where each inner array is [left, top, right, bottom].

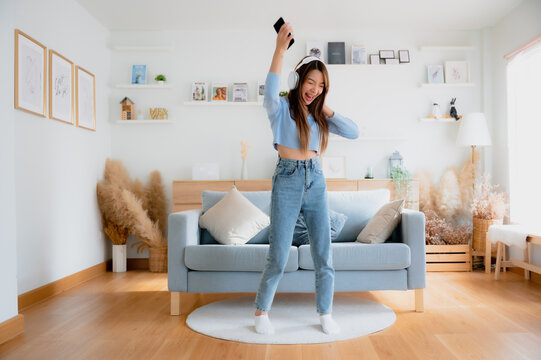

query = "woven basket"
[[148, 246, 168, 273], [472, 217, 503, 252]]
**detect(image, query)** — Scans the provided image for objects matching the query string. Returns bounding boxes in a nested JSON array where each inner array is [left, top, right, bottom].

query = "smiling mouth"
[[304, 94, 315, 102]]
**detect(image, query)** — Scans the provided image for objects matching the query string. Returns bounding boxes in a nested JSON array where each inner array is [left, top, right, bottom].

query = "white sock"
[[254, 314, 274, 334], [320, 314, 340, 334]]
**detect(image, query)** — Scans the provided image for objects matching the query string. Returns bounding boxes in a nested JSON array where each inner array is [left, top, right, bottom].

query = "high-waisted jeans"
[[254, 156, 334, 315]]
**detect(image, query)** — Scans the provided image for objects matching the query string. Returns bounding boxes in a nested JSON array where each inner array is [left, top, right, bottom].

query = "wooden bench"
[[494, 234, 541, 280]]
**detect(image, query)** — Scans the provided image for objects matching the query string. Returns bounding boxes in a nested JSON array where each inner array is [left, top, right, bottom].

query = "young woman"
[[253, 22, 359, 335]]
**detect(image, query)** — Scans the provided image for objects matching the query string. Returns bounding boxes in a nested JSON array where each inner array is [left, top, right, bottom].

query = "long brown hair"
[[286, 56, 330, 154]]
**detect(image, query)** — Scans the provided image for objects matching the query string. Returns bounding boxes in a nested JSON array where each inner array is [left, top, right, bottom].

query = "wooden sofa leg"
[[415, 289, 424, 312], [171, 292, 181, 316]]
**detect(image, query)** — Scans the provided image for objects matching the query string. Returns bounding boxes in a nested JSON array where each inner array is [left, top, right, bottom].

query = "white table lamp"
[[456, 112, 492, 190]]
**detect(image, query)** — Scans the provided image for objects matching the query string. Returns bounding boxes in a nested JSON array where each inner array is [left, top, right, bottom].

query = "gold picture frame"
[[75, 65, 96, 131], [49, 50, 74, 125], [14, 29, 47, 117]]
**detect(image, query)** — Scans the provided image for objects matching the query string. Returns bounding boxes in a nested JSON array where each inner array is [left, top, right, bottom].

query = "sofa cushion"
[[292, 209, 348, 246], [357, 199, 405, 244], [185, 244, 299, 272], [201, 190, 271, 244], [327, 189, 391, 242], [198, 186, 270, 245], [298, 242, 411, 270]]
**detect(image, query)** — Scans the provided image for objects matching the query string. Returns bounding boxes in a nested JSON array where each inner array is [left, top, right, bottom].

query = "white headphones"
[[288, 56, 323, 90]]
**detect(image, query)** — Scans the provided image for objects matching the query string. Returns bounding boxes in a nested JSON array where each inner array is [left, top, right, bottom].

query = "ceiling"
[[75, 0, 524, 32]]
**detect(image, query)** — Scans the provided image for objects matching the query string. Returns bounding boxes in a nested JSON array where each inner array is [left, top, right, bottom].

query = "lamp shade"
[[456, 112, 492, 146]]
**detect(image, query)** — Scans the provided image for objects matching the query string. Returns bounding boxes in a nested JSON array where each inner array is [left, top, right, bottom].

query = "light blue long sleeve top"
[[263, 71, 359, 153]]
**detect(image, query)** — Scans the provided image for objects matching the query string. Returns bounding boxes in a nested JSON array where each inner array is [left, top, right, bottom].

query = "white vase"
[[241, 158, 248, 180], [112, 244, 127, 272]]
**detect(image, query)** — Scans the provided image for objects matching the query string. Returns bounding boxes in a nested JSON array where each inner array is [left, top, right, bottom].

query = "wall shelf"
[[326, 64, 411, 69], [111, 45, 173, 52], [419, 46, 475, 52], [419, 118, 459, 123], [114, 120, 174, 124], [183, 101, 263, 106], [115, 84, 172, 89], [330, 135, 408, 142], [420, 83, 475, 88]]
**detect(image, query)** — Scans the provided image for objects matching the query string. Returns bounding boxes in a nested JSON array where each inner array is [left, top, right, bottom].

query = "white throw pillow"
[[356, 199, 405, 244], [198, 185, 270, 245]]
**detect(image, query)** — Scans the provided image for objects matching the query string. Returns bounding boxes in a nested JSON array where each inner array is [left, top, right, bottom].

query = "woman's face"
[[300, 69, 325, 106]]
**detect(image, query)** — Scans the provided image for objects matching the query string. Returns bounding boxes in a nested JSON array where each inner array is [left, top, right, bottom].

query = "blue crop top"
[[263, 71, 359, 153]]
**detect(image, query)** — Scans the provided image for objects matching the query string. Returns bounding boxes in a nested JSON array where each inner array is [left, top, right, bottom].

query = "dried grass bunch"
[[96, 159, 167, 252], [472, 173, 507, 220], [416, 150, 502, 245]]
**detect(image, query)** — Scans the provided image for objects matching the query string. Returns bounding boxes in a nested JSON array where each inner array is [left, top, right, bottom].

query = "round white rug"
[[186, 293, 396, 344]]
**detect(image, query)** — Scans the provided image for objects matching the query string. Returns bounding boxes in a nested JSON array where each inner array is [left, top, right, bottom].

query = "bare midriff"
[[276, 144, 317, 160]]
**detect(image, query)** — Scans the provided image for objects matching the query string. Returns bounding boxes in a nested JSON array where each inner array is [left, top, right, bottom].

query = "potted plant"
[[155, 74, 167, 85], [471, 174, 507, 254]]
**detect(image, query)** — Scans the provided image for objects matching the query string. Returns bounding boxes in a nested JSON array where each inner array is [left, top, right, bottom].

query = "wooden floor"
[[1, 270, 541, 360]]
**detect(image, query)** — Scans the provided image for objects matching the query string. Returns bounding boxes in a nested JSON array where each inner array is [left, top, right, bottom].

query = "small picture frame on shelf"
[[321, 156, 346, 179], [232, 82, 248, 102], [192, 82, 208, 101], [427, 65, 444, 84], [444, 61, 469, 83], [131, 65, 146, 84], [351, 45, 367, 64], [211, 83, 228, 102], [398, 50, 410, 63], [369, 54, 380, 65], [385, 58, 400, 65], [257, 81, 265, 102], [379, 50, 395, 59], [306, 41, 325, 61]]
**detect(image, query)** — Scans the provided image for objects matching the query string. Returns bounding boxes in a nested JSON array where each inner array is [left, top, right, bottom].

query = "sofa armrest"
[[401, 209, 426, 289], [168, 209, 201, 292]]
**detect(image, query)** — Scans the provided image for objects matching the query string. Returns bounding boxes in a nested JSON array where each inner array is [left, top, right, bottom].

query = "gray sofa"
[[168, 189, 426, 315]]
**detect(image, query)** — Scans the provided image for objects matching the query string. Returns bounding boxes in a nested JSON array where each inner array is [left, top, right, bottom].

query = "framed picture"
[[385, 58, 400, 65], [351, 45, 367, 64], [75, 66, 96, 131], [192, 81, 208, 101], [427, 65, 444, 84], [398, 50, 410, 63], [131, 65, 146, 84], [49, 50, 74, 124], [369, 54, 380, 65], [445, 61, 470, 83], [379, 50, 395, 59], [321, 156, 346, 179], [14, 29, 47, 117], [232, 82, 248, 102], [211, 83, 228, 102], [306, 41, 325, 61], [257, 81, 265, 102]]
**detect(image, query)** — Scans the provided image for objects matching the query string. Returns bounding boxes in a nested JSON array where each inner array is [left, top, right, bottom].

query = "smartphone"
[[273, 17, 294, 50]]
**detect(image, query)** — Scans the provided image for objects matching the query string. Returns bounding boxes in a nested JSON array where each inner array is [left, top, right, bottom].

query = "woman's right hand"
[[276, 22, 294, 54]]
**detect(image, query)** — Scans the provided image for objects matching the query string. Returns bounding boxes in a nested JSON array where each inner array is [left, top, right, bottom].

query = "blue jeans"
[[254, 156, 335, 315]]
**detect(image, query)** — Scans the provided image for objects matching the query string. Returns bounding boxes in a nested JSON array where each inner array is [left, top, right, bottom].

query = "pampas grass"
[[416, 169, 435, 213], [121, 189, 165, 248], [434, 167, 462, 222], [425, 210, 472, 245], [146, 170, 168, 236]]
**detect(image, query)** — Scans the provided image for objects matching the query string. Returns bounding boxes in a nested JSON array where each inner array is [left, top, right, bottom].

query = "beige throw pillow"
[[198, 185, 270, 245], [356, 199, 405, 244]]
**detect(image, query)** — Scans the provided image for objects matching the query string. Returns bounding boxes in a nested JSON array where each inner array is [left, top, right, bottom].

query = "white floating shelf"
[[419, 46, 475, 52], [115, 84, 173, 89], [330, 136, 408, 142], [327, 64, 411, 69], [420, 83, 475, 88], [111, 45, 173, 52], [114, 120, 174, 124], [419, 118, 459, 123], [184, 101, 263, 106]]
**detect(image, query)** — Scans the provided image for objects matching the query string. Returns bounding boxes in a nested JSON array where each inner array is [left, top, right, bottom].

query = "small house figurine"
[[120, 97, 135, 120]]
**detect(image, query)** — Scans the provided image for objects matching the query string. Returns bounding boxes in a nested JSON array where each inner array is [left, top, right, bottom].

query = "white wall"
[[0, 0, 19, 323], [12, 0, 112, 294], [109, 28, 483, 257], [488, 0, 541, 265]]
